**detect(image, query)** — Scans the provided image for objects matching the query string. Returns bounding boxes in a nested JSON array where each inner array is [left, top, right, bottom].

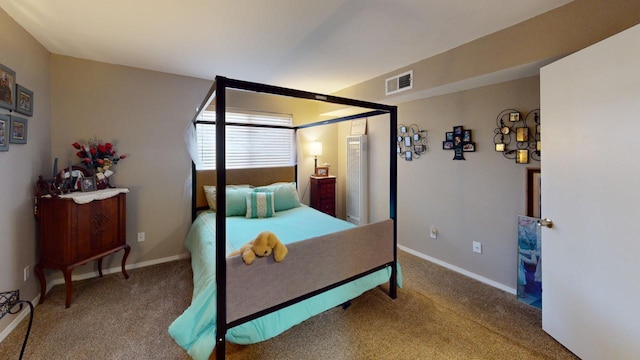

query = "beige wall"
[[0, 9, 52, 333], [334, 0, 640, 104], [331, 0, 640, 290], [398, 76, 539, 288], [50, 55, 211, 272]]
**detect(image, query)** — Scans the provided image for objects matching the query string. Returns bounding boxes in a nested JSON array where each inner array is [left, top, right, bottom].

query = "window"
[[195, 110, 295, 170]]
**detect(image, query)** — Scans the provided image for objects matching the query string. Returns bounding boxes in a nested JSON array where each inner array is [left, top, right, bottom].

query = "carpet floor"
[[0, 250, 578, 359]]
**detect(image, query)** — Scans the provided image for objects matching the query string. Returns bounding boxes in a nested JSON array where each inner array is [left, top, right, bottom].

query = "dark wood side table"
[[34, 189, 130, 308], [310, 175, 336, 217]]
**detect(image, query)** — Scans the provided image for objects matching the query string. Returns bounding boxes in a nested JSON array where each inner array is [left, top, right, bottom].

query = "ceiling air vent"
[[385, 70, 413, 96]]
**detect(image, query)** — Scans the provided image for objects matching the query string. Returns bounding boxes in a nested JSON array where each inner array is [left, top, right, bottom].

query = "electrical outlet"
[[24, 266, 30, 281], [430, 226, 438, 239], [473, 241, 482, 254], [137, 232, 145, 242]]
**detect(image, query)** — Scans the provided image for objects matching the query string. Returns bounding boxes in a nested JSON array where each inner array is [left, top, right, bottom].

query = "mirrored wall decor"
[[493, 109, 540, 163], [397, 124, 427, 161]]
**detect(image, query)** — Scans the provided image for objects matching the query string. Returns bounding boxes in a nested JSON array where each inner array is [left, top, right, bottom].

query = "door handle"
[[537, 218, 553, 228]]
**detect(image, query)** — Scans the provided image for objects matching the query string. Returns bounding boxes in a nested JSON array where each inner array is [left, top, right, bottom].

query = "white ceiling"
[[0, 0, 573, 94]]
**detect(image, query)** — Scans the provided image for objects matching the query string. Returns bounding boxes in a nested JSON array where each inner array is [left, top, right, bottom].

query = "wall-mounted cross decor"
[[442, 125, 475, 160]]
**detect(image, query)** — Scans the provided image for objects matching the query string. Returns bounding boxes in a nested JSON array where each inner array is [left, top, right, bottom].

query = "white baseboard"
[[0, 253, 190, 344], [398, 245, 516, 295], [45, 252, 191, 292]]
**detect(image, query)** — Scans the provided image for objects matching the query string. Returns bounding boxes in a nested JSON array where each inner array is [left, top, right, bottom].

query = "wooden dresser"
[[310, 176, 336, 217], [35, 189, 130, 308]]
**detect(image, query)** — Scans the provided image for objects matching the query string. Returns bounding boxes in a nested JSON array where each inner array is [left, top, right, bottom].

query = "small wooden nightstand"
[[310, 176, 336, 217]]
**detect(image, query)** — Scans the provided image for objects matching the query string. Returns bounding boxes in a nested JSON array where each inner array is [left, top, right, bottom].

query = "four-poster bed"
[[169, 76, 398, 359]]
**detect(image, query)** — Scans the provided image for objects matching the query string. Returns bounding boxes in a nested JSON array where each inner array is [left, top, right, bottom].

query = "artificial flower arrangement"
[[73, 137, 126, 186]]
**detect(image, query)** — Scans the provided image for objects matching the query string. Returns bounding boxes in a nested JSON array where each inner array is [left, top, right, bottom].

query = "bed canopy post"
[[191, 161, 197, 222], [389, 107, 398, 299], [214, 76, 228, 360]]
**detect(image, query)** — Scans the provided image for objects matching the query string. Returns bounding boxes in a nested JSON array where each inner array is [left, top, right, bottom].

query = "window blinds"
[[195, 110, 295, 170]]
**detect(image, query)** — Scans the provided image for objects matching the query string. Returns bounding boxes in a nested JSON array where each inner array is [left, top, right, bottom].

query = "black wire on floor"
[[1, 291, 34, 360]]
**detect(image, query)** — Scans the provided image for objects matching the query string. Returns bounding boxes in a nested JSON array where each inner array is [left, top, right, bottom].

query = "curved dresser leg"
[[35, 265, 46, 304], [97, 258, 104, 277], [63, 268, 73, 308], [121, 245, 130, 279]]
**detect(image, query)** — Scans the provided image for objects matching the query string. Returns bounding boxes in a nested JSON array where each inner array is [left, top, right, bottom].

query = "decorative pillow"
[[226, 187, 254, 216], [246, 191, 275, 218], [203, 185, 254, 216], [203, 185, 217, 211], [254, 182, 301, 211]]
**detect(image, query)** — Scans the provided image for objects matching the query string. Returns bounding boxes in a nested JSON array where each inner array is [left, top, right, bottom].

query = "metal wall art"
[[442, 125, 475, 160], [493, 109, 540, 164], [397, 124, 427, 161]]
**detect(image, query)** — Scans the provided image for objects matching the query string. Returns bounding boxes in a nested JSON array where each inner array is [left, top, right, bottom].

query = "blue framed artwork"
[[0, 114, 9, 151], [15, 84, 33, 116], [0, 62, 16, 111], [517, 215, 542, 309], [9, 115, 27, 144]]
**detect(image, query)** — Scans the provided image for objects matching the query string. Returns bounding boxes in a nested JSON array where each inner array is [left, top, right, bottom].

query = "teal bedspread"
[[168, 206, 400, 360]]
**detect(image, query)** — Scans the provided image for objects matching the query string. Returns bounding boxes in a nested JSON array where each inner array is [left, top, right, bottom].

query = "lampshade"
[[309, 141, 323, 156]]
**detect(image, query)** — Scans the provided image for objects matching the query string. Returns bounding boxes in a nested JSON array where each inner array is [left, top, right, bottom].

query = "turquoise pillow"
[[246, 191, 275, 218], [254, 182, 301, 211], [226, 187, 254, 216], [203, 185, 253, 216]]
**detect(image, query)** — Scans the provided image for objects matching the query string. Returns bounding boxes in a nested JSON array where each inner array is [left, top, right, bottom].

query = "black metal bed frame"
[[190, 76, 398, 359]]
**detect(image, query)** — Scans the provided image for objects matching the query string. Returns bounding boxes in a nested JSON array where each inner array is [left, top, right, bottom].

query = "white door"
[[540, 24, 640, 359]]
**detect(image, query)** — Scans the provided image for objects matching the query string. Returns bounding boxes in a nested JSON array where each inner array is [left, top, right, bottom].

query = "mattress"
[[168, 205, 399, 360]]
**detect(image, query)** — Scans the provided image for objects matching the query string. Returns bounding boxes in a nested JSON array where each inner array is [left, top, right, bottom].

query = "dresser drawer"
[[310, 176, 336, 217]]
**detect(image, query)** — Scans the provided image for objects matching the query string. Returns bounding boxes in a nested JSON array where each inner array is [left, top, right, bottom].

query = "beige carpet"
[[0, 251, 577, 359]]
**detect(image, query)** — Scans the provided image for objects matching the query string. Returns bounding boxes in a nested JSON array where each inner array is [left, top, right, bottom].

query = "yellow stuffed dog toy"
[[228, 231, 288, 265]]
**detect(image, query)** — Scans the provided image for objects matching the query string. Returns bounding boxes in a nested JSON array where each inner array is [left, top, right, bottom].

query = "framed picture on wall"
[[453, 135, 462, 147], [463, 129, 472, 142], [405, 151, 412, 161], [516, 127, 529, 142], [9, 116, 27, 144], [350, 118, 367, 135], [0, 63, 16, 111], [0, 114, 9, 151], [15, 84, 33, 116], [462, 142, 475, 152]]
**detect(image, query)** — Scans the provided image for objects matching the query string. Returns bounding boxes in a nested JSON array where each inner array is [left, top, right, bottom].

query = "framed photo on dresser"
[[81, 176, 97, 192], [315, 166, 329, 177]]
